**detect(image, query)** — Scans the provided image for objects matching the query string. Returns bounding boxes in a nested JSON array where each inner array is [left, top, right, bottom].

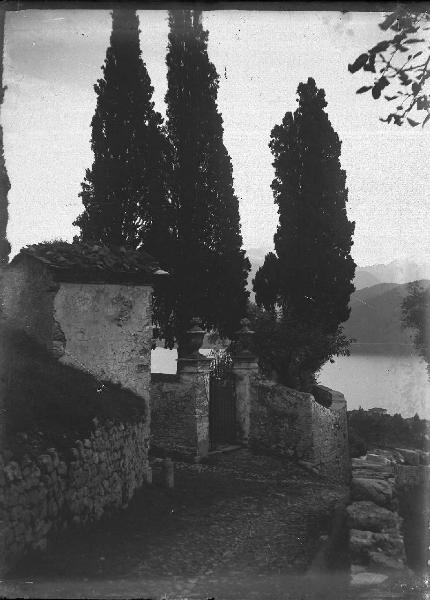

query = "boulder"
[[352, 467, 393, 480], [346, 501, 401, 533], [350, 571, 388, 586], [368, 551, 405, 571], [351, 477, 393, 508], [365, 454, 391, 465], [349, 529, 374, 562], [420, 451, 430, 465], [349, 528, 405, 563], [395, 448, 420, 466]]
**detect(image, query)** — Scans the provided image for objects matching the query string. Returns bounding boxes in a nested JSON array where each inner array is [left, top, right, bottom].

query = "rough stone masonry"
[[0, 420, 151, 573]]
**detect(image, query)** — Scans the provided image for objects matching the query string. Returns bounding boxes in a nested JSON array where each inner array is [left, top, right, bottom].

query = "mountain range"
[[354, 258, 430, 290], [246, 252, 430, 352]]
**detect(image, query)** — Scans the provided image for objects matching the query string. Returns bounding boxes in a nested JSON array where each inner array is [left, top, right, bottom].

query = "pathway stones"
[[5, 450, 349, 598], [347, 450, 407, 577]]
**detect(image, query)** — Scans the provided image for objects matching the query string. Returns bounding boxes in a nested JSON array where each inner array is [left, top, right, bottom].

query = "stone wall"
[[54, 282, 153, 404], [395, 463, 430, 487], [347, 451, 407, 574], [0, 254, 155, 575], [1, 254, 59, 349], [310, 387, 350, 482], [0, 418, 151, 574], [1, 257, 153, 424], [150, 360, 211, 460], [151, 374, 198, 457], [2, 258, 152, 398], [249, 379, 312, 459], [249, 380, 350, 482]]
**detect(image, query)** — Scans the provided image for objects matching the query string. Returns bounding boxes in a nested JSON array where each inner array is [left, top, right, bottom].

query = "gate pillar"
[[177, 319, 212, 461], [231, 319, 259, 446]]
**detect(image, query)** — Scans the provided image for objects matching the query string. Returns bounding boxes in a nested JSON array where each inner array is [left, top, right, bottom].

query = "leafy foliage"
[[208, 348, 233, 380], [348, 408, 428, 452], [349, 8, 430, 127], [74, 9, 172, 262], [164, 10, 250, 351], [248, 303, 351, 391], [252, 79, 356, 389], [402, 281, 430, 370]]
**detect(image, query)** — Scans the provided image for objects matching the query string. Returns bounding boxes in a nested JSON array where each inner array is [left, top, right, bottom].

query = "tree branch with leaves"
[[349, 7, 430, 127]]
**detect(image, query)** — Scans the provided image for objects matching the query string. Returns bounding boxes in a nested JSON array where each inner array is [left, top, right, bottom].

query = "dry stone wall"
[[347, 451, 407, 574], [0, 419, 150, 574]]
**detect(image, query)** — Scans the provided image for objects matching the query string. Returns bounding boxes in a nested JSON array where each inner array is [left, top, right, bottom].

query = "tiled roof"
[[12, 241, 168, 283]]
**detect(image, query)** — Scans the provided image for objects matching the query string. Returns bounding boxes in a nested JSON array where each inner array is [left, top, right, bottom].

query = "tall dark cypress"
[[254, 78, 356, 376], [165, 10, 250, 350], [74, 9, 172, 266]]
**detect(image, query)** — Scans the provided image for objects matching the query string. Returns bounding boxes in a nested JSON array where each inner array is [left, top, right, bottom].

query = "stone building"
[[0, 240, 171, 571], [1, 241, 167, 405]]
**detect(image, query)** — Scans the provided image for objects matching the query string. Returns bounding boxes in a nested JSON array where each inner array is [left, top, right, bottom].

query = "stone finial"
[[234, 317, 255, 356], [183, 317, 205, 358]]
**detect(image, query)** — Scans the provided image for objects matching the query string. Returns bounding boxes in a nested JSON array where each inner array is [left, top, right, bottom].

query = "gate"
[[209, 351, 237, 450]]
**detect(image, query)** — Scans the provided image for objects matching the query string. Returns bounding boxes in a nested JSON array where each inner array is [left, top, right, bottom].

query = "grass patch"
[[1, 321, 146, 459]]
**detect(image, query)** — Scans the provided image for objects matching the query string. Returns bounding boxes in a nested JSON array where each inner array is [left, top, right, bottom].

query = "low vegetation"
[[1, 321, 146, 458], [348, 408, 429, 457]]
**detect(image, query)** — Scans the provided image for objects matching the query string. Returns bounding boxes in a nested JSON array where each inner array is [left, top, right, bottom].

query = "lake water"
[[319, 352, 430, 419], [151, 348, 430, 420]]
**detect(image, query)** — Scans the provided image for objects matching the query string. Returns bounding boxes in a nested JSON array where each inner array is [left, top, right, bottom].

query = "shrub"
[[348, 430, 367, 458], [247, 303, 350, 392]]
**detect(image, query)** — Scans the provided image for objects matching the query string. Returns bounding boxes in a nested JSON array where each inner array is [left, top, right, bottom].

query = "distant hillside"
[[355, 258, 430, 289], [344, 280, 430, 353], [245, 253, 430, 352], [247, 253, 430, 292], [353, 269, 381, 290]]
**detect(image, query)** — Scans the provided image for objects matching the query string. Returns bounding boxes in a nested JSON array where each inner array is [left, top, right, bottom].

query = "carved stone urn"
[[182, 317, 205, 358], [234, 317, 255, 357]]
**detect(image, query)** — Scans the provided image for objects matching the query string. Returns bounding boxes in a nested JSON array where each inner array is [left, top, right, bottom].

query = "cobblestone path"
[[2, 450, 352, 599]]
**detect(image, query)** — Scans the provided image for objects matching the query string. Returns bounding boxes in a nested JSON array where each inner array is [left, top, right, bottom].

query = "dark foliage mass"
[[74, 9, 249, 351], [348, 408, 428, 457], [247, 303, 351, 391], [349, 8, 430, 127], [402, 281, 430, 371], [1, 322, 145, 459], [252, 79, 356, 390], [74, 9, 172, 265], [164, 9, 250, 350]]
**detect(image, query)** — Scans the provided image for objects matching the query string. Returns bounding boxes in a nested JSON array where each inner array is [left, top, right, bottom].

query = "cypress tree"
[[165, 10, 249, 351], [253, 78, 356, 386], [74, 9, 172, 266]]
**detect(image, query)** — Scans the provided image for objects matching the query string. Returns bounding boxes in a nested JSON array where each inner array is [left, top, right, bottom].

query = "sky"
[[3, 8, 430, 268]]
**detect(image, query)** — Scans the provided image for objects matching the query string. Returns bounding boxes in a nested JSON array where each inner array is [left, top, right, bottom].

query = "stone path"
[[1, 449, 350, 599]]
